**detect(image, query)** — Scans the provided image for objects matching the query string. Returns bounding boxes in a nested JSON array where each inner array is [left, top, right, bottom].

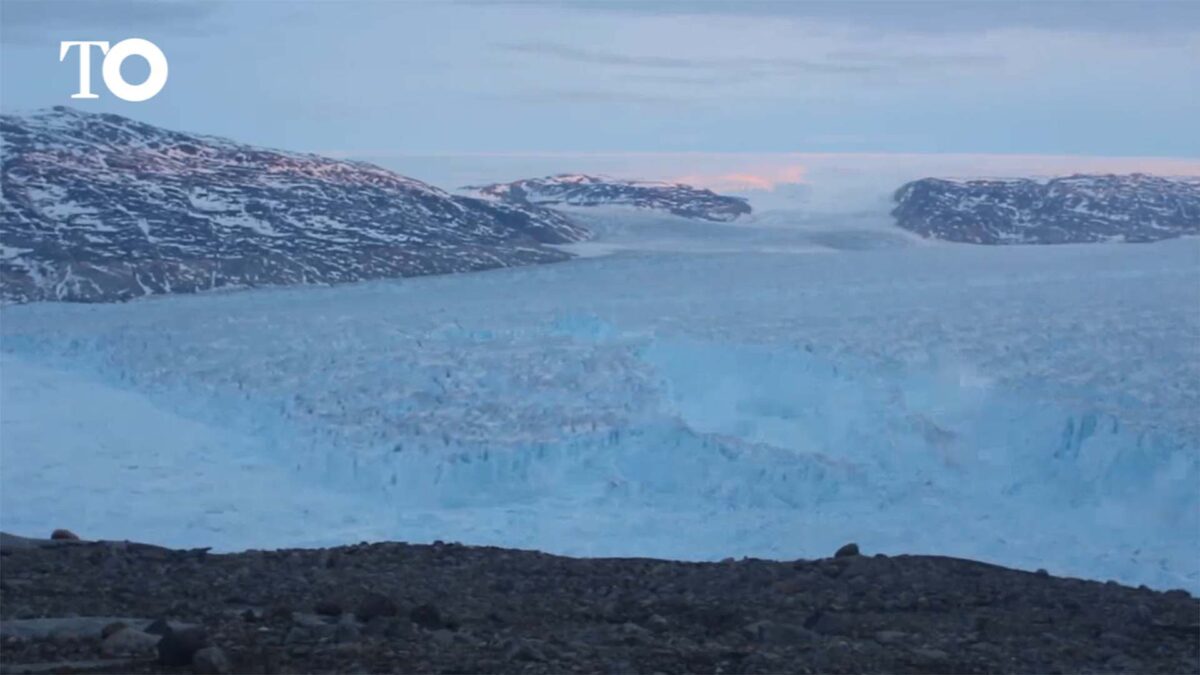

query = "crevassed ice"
[[1, 239, 1197, 591]]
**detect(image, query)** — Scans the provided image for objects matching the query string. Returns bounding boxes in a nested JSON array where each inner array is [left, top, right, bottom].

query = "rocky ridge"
[[0, 108, 588, 304], [464, 174, 753, 223], [892, 174, 1200, 244], [1, 532, 1196, 674]]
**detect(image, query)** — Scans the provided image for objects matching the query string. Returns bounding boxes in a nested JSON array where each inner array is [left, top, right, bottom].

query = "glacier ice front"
[[1, 240, 1198, 592]]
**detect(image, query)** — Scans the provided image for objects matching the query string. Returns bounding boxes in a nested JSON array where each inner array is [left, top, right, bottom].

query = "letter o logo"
[[100, 38, 168, 102]]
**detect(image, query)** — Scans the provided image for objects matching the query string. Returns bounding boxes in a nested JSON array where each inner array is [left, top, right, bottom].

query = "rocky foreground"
[[0, 534, 1197, 675]]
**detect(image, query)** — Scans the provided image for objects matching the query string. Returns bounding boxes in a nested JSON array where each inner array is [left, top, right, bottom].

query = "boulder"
[[834, 543, 860, 558], [409, 603, 444, 630], [100, 627, 159, 656], [157, 625, 210, 667], [192, 646, 231, 674], [354, 593, 398, 622]]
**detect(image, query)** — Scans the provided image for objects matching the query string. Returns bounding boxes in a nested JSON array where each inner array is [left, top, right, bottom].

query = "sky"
[[2, 0, 1198, 190]]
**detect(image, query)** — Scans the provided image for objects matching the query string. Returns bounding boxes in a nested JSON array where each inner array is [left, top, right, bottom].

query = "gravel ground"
[[1, 534, 1197, 674]]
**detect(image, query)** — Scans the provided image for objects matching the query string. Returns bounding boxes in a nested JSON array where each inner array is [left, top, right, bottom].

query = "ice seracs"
[[892, 174, 1200, 244], [3, 239, 1197, 591], [464, 174, 753, 222], [0, 108, 589, 304]]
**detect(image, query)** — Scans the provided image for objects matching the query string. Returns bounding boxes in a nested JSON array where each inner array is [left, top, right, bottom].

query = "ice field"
[[2, 213, 1199, 592]]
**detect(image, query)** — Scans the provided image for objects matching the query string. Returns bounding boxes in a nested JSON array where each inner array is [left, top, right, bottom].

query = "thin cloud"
[[499, 41, 704, 69], [621, 71, 767, 87], [496, 41, 881, 75], [488, 87, 682, 105], [519, 0, 1200, 36], [1, 0, 221, 43], [828, 49, 1006, 70]]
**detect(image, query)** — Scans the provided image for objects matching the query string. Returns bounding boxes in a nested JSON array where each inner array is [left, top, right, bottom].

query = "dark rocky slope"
[[464, 174, 752, 222], [892, 174, 1200, 244], [0, 108, 588, 304], [1, 534, 1196, 674]]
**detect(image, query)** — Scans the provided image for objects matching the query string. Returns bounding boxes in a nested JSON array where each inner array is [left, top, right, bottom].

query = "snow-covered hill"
[[464, 174, 752, 222], [892, 174, 1200, 244], [0, 108, 589, 303]]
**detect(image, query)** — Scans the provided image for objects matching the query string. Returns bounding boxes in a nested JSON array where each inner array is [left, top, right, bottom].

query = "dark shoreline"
[[1, 533, 1197, 674]]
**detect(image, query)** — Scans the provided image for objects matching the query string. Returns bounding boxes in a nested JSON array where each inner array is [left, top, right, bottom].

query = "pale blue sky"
[[2, 0, 1198, 171]]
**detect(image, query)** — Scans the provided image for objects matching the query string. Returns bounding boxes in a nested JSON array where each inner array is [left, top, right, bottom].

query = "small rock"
[[505, 638, 546, 662], [874, 630, 907, 644], [834, 542, 860, 558], [620, 621, 652, 639], [192, 646, 231, 674], [911, 647, 950, 663], [410, 603, 443, 630], [1134, 603, 1154, 624], [144, 619, 195, 636], [695, 606, 744, 634], [1106, 654, 1143, 671], [50, 529, 80, 541], [805, 610, 850, 636], [384, 619, 412, 640], [362, 616, 393, 638], [314, 599, 342, 616], [743, 620, 816, 647], [774, 578, 807, 594], [841, 556, 876, 580], [1099, 631, 1132, 646], [644, 614, 670, 634], [291, 612, 329, 628], [355, 593, 398, 622], [334, 622, 361, 644], [430, 628, 456, 647], [158, 625, 209, 666], [100, 621, 128, 639], [101, 627, 159, 656], [819, 562, 845, 579], [284, 626, 311, 645]]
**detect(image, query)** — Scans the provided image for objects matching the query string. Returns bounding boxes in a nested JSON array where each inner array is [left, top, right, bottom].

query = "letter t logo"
[[60, 41, 111, 99]]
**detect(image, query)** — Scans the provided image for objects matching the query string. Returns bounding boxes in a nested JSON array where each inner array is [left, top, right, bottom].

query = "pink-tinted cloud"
[[670, 165, 807, 191], [359, 151, 1200, 193]]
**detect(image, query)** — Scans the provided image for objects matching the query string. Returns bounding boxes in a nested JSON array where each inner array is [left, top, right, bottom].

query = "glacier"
[[1, 217, 1198, 592]]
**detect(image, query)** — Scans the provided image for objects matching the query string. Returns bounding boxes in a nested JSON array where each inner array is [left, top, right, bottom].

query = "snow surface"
[[1, 219, 1198, 592]]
